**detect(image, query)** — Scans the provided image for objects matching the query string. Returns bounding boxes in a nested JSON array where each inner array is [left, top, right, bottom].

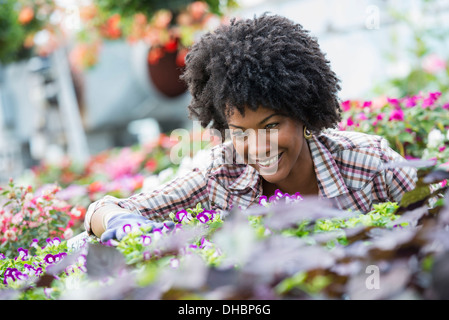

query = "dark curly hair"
[[181, 13, 342, 140]]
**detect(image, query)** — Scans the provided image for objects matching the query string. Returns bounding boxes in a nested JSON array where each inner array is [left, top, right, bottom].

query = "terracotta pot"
[[147, 50, 187, 98]]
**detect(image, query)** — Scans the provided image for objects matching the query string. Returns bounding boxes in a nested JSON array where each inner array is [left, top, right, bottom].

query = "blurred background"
[[1, 0, 449, 185]]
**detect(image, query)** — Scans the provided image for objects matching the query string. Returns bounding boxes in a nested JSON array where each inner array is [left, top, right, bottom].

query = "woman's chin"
[[258, 166, 286, 183]]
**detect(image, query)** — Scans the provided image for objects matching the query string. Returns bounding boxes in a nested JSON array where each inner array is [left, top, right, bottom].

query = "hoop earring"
[[304, 126, 312, 140]]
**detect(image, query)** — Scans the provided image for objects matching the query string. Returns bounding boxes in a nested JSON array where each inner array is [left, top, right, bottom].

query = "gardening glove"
[[100, 213, 175, 242]]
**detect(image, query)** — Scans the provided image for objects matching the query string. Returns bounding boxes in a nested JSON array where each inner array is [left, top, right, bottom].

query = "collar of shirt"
[[213, 136, 350, 200], [308, 134, 349, 199], [228, 163, 262, 193]]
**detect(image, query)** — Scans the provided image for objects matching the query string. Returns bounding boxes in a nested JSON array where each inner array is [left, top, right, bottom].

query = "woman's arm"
[[85, 168, 210, 238]]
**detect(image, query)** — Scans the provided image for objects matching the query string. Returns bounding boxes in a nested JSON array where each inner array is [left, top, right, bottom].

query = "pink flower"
[[341, 100, 351, 112], [388, 109, 404, 121], [376, 113, 385, 120], [346, 116, 354, 126], [443, 103, 449, 110], [439, 146, 446, 152], [422, 92, 442, 109], [363, 101, 372, 108], [403, 95, 420, 107], [422, 54, 447, 74], [356, 112, 368, 121], [387, 98, 400, 108]]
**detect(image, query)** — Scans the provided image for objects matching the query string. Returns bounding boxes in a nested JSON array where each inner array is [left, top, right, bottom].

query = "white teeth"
[[258, 153, 282, 166]]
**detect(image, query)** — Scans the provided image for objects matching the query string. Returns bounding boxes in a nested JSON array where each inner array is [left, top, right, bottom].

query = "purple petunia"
[[258, 189, 303, 206], [46, 237, 61, 246], [3, 268, 28, 285], [141, 235, 152, 246], [122, 224, 133, 234], [175, 209, 189, 222], [43, 252, 67, 265], [16, 247, 29, 261], [30, 239, 39, 248], [196, 212, 209, 224]]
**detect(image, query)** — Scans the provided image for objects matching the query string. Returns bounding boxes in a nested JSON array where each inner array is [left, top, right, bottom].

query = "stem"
[[396, 137, 405, 157]]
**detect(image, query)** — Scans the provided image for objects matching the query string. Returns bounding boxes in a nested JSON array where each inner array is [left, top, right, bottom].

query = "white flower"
[[427, 129, 445, 148]]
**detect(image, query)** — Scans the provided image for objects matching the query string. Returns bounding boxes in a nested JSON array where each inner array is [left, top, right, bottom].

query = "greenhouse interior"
[[1, 0, 449, 303]]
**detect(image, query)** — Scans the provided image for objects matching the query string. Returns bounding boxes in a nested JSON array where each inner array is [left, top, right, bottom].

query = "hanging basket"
[[147, 48, 188, 98]]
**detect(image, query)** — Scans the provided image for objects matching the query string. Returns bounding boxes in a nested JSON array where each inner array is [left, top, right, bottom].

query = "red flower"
[[176, 49, 189, 67], [18, 6, 34, 25], [101, 14, 122, 39], [87, 181, 103, 194], [145, 159, 158, 172], [148, 48, 164, 65], [164, 39, 178, 53]]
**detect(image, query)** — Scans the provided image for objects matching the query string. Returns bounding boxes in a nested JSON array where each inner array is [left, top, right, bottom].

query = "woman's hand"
[[100, 213, 175, 242]]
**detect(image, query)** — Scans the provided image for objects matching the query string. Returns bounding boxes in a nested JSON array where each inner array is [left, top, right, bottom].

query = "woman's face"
[[226, 105, 307, 184]]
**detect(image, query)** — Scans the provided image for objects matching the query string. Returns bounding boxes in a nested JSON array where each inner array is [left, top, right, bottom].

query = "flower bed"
[[1, 92, 449, 300], [0, 164, 448, 300], [339, 91, 449, 164]]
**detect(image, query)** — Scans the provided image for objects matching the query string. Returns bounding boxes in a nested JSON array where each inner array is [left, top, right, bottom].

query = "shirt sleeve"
[[83, 167, 210, 234], [379, 138, 418, 203]]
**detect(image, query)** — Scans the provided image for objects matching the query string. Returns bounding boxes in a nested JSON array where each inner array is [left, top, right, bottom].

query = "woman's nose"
[[247, 130, 279, 162]]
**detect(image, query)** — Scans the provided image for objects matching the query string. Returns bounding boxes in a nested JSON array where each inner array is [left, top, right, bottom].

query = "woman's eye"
[[231, 130, 246, 138], [265, 123, 278, 129]]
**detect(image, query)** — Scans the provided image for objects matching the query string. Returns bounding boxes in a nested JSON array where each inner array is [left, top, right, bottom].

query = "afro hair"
[[181, 13, 342, 139]]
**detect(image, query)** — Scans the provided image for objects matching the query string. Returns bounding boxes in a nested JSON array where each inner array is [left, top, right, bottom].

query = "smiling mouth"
[[256, 152, 284, 168]]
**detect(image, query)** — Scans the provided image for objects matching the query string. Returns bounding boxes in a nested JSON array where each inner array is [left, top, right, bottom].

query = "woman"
[[85, 14, 417, 241]]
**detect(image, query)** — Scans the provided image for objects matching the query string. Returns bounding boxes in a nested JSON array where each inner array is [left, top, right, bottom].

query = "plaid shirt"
[[84, 130, 417, 234]]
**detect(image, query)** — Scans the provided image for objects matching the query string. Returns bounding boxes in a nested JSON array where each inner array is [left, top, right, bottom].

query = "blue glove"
[[100, 213, 175, 242]]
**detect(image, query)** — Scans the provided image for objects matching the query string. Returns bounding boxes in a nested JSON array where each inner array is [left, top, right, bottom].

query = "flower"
[[259, 195, 268, 206], [30, 239, 39, 248], [175, 209, 190, 222], [388, 109, 404, 121], [3, 268, 28, 285], [18, 6, 34, 25], [341, 100, 351, 111], [422, 54, 447, 74], [44, 254, 56, 264], [200, 237, 213, 249], [422, 92, 442, 109], [387, 98, 400, 108], [363, 101, 372, 108], [346, 116, 354, 126], [356, 112, 368, 121], [17, 247, 29, 261], [141, 235, 152, 246], [46, 237, 61, 246], [100, 14, 122, 39], [427, 129, 445, 148], [196, 212, 209, 224]]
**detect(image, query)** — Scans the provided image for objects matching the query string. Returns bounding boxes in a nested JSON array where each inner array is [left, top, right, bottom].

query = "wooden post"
[[53, 46, 90, 164]]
